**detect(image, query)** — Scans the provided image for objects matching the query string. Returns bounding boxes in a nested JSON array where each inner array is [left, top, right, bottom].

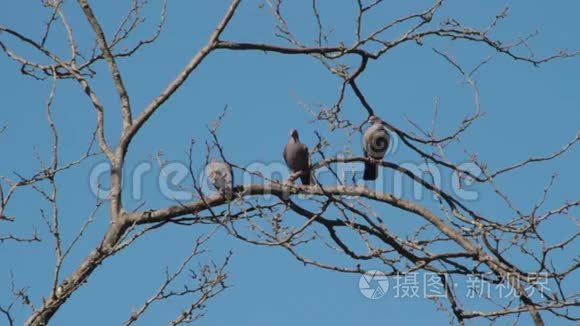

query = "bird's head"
[[290, 128, 299, 139], [368, 115, 383, 125]]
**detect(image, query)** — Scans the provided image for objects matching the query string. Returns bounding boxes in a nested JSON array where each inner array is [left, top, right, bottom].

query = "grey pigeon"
[[205, 159, 234, 199], [362, 116, 390, 180], [283, 129, 311, 185]]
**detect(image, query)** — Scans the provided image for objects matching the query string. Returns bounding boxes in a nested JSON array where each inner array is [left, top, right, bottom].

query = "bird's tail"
[[300, 169, 312, 185], [224, 188, 234, 201], [363, 161, 378, 180]]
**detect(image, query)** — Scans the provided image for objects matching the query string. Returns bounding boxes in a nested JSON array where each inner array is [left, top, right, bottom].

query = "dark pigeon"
[[362, 116, 390, 180], [283, 129, 311, 185]]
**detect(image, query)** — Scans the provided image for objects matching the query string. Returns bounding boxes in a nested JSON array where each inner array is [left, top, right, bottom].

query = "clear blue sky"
[[1, 1, 578, 325]]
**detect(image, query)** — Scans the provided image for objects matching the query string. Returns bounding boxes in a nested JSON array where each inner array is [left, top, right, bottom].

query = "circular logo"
[[361, 128, 398, 158], [359, 270, 389, 299]]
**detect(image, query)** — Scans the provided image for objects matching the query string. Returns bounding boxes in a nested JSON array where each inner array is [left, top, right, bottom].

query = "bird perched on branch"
[[283, 129, 312, 185], [362, 116, 390, 180], [205, 159, 234, 199]]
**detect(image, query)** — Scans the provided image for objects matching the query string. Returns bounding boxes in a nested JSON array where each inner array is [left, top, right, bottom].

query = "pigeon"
[[362, 116, 390, 180], [283, 129, 311, 185], [205, 159, 234, 199]]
